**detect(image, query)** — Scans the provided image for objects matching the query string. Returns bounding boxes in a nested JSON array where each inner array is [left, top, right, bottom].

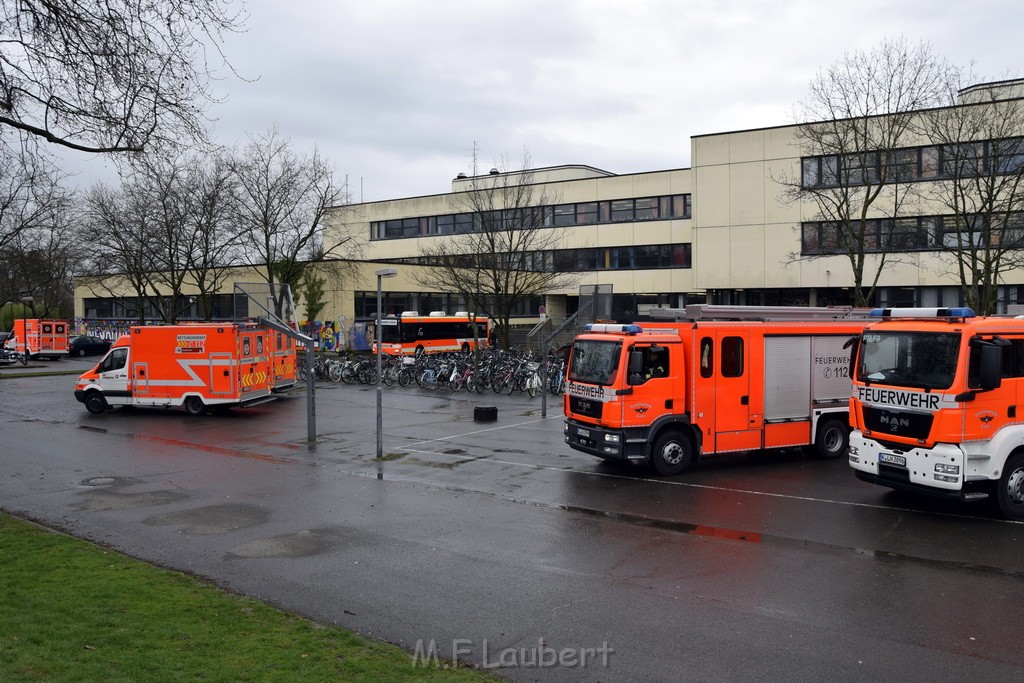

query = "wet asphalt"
[[2, 357, 1024, 682]]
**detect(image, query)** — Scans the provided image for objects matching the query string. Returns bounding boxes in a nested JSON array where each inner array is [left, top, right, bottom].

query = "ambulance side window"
[[721, 337, 744, 378], [700, 338, 713, 378], [101, 348, 128, 373]]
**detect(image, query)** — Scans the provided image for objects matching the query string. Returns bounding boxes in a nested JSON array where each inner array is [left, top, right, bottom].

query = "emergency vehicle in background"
[[563, 305, 868, 475], [12, 318, 70, 360], [376, 311, 490, 355], [74, 321, 294, 415], [848, 307, 1024, 520]]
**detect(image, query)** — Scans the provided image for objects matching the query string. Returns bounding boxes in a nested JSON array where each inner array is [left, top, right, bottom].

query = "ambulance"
[[74, 322, 291, 415], [848, 307, 1024, 520], [563, 305, 868, 475], [12, 318, 70, 360]]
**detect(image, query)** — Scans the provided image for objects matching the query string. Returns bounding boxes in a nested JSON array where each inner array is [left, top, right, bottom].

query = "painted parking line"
[[394, 416, 1024, 525]]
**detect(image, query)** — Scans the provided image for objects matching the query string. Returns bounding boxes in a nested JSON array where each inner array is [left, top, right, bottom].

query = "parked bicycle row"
[[297, 349, 567, 397]]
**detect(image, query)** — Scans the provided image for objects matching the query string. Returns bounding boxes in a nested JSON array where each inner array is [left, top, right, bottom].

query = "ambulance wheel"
[[183, 396, 205, 416], [996, 452, 1024, 521], [84, 391, 108, 415], [651, 431, 693, 476], [811, 417, 848, 459]]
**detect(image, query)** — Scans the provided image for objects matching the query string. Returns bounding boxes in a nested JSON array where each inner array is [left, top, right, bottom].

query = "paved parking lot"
[[2, 357, 1024, 681]]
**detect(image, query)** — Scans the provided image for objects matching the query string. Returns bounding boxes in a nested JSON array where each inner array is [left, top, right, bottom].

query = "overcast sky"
[[66, 0, 1023, 203]]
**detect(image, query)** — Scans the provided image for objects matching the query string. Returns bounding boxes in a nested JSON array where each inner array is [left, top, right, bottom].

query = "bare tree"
[[414, 153, 578, 350], [128, 155, 194, 321], [78, 184, 161, 324], [79, 152, 244, 323], [920, 83, 1024, 314], [230, 126, 355, 319], [0, 140, 76, 311], [0, 141, 63, 253], [0, 0, 244, 154], [0, 202, 76, 317], [784, 38, 956, 306], [181, 154, 243, 320]]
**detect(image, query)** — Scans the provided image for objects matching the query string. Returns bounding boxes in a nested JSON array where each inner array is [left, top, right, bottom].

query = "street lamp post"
[[375, 267, 398, 479]]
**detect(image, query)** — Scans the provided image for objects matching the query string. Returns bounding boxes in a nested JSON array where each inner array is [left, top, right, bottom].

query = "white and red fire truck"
[[848, 306, 1024, 520]]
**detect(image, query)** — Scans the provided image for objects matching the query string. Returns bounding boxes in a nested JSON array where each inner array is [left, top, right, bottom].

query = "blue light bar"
[[584, 323, 644, 334], [868, 307, 976, 318]]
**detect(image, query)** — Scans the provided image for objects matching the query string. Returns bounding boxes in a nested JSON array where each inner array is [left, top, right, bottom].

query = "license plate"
[[577, 427, 590, 438], [879, 452, 907, 467]]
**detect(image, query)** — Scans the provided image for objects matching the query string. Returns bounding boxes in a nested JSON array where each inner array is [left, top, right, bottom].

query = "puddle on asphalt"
[[143, 503, 270, 534], [75, 475, 189, 511], [74, 488, 190, 511], [227, 530, 326, 558]]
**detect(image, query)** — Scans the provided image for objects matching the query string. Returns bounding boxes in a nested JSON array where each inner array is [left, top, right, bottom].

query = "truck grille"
[[569, 395, 604, 419], [863, 406, 933, 441]]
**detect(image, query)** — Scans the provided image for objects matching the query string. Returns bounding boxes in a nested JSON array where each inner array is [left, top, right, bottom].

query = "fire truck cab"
[[563, 306, 867, 475], [848, 306, 1024, 520]]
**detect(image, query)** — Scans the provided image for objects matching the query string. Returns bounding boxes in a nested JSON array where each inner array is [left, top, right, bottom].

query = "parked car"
[[0, 331, 20, 365], [68, 335, 113, 357]]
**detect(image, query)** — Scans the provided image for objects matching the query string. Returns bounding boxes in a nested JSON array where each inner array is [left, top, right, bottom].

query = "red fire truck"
[[563, 305, 868, 474]]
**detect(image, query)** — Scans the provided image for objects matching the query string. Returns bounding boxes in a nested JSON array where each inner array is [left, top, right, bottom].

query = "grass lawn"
[[0, 513, 500, 681]]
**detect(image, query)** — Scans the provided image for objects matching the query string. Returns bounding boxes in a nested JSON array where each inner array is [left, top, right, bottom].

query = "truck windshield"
[[568, 340, 622, 386], [857, 332, 961, 390]]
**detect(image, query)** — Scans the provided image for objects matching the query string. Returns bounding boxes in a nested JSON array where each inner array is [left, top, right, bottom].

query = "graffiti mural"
[[299, 317, 349, 352], [74, 319, 134, 340]]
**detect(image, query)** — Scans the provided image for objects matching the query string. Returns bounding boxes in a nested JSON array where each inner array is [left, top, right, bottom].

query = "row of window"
[[370, 194, 692, 240], [392, 243, 693, 272], [352, 293, 544, 319], [802, 136, 1024, 189], [801, 213, 1024, 255], [83, 295, 249, 321]]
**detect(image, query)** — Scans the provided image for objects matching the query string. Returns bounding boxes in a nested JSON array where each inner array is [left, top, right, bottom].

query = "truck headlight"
[[934, 463, 960, 475], [604, 434, 621, 443]]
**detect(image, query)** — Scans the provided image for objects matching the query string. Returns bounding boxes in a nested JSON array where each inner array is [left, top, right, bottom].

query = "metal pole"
[[306, 340, 316, 444], [376, 274, 384, 479]]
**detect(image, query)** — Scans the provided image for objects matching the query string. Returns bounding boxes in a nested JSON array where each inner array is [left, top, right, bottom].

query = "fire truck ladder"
[[648, 304, 869, 322]]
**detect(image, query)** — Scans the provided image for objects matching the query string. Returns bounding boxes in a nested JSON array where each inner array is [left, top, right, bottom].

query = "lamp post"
[[375, 267, 398, 479]]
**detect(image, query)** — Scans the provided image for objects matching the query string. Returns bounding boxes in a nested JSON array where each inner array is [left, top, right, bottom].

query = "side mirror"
[[980, 344, 1001, 392], [843, 335, 860, 382], [628, 350, 643, 385]]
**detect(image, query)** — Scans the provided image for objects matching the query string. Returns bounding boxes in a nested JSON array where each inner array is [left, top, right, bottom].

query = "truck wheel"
[[811, 417, 849, 459], [183, 396, 205, 416], [997, 452, 1024, 521], [651, 431, 693, 476], [84, 391, 107, 415]]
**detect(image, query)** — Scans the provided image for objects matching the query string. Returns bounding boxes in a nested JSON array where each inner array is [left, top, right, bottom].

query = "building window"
[[370, 193, 692, 240], [802, 135, 1024, 189]]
